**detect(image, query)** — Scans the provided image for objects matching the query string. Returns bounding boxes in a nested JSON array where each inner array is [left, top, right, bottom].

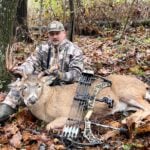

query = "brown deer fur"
[[12, 74, 150, 130]]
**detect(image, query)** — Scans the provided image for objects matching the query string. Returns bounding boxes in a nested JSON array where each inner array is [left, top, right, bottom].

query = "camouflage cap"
[[48, 21, 65, 32]]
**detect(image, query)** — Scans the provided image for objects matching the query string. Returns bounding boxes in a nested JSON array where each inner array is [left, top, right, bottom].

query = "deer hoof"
[[46, 123, 54, 131]]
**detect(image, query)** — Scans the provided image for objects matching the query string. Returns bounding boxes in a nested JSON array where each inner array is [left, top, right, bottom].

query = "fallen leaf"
[[0, 92, 6, 102], [9, 131, 22, 148]]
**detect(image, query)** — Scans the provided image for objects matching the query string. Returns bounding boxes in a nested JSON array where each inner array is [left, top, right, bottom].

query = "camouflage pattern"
[[3, 39, 84, 108], [18, 39, 84, 82], [48, 21, 65, 32]]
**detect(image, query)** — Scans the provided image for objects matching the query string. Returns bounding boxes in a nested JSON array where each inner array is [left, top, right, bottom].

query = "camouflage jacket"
[[18, 39, 84, 82]]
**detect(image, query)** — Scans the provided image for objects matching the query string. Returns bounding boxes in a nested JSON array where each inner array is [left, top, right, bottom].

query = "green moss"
[[122, 144, 132, 150], [129, 65, 145, 76], [143, 38, 150, 44]]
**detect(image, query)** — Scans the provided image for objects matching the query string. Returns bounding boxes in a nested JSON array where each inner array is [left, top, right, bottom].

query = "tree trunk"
[[0, 0, 19, 90], [14, 0, 33, 43], [68, 0, 75, 42], [16, 0, 27, 25]]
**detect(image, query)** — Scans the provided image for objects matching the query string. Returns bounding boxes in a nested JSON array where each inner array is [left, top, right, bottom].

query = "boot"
[[0, 103, 16, 122]]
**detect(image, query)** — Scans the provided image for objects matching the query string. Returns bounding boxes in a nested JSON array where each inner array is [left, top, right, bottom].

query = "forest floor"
[[0, 26, 150, 150]]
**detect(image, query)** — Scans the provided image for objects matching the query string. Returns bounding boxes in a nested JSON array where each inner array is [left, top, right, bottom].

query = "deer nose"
[[28, 96, 37, 104]]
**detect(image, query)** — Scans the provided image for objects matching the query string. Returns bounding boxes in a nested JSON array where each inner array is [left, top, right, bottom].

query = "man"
[[0, 21, 84, 122]]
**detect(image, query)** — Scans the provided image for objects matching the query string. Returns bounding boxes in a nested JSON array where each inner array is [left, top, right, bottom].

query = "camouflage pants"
[[2, 88, 22, 109]]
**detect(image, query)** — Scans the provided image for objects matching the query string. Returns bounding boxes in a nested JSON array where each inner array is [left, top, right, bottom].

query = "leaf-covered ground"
[[0, 27, 150, 149]]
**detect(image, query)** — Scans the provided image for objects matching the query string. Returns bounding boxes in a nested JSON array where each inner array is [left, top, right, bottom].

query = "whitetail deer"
[[10, 74, 150, 131]]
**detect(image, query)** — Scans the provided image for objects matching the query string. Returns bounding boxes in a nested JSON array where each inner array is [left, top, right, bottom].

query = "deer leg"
[[121, 110, 150, 137], [120, 97, 150, 111], [122, 110, 150, 125], [46, 117, 68, 131]]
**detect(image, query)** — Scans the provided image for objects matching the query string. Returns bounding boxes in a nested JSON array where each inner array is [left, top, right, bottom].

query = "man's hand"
[[43, 75, 57, 85], [9, 66, 24, 77], [38, 64, 60, 77], [49, 64, 63, 79], [38, 64, 63, 81], [49, 64, 59, 73]]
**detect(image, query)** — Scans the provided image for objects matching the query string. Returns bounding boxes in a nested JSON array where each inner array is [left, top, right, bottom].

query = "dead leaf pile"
[[75, 27, 150, 79], [0, 108, 62, 149]]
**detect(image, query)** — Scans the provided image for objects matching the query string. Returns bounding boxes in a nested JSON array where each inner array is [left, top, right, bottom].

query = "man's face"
[[48, 31, 66, 46]]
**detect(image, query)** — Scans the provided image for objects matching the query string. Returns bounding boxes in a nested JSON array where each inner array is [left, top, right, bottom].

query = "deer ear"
[[8, 78, 27, 91], [8, 78, 21, 88], [40, 76, 55, 86]]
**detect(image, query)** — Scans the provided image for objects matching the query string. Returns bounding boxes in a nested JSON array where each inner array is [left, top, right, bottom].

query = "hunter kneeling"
[[0, 20, 84, 122]]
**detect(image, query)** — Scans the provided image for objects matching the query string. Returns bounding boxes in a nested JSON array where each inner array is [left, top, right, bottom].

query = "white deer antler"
[[6, 44, 28, 79], [6, 44, 17, 71]]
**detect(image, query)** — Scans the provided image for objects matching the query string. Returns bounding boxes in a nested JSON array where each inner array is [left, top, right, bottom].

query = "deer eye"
[[21, 85, 27, 90], [38, 85, 41, 88], [36, 83, 42, 88], [20, 85, 28, 97]]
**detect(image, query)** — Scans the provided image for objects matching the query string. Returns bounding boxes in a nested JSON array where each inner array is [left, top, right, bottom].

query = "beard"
[[52, 40, 60, 46]]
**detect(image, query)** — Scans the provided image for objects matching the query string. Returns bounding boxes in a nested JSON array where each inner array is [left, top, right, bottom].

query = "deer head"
[[20, 76, 43, 106], [9, 74, 56, 106]]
